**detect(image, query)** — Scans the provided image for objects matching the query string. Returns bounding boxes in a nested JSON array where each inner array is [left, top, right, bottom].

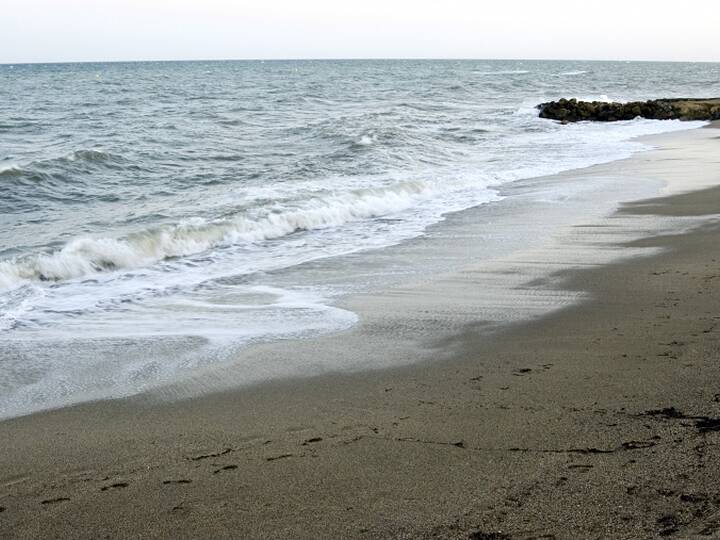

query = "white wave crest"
[[0, 164, 23, 177], [356, 134, 376, 146], [64, 148, 121, 162], [0, 180, 437, 291]]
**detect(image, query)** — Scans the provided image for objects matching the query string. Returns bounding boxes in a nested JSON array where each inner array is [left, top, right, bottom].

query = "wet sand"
[[2, 125, 720, 539]]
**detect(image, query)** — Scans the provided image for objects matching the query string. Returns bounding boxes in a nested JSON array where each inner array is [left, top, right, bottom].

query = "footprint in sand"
[[40, 497, 70, 505], [266, 454, 294, 462], [301, 437, 323, 446], [100, 482, 129, 491], [188, 448, 233, 462], [212, 465, 238, 474]]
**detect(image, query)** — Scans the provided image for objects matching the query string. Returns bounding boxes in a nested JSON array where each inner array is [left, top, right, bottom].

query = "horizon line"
[[2, 56, 719, 67]]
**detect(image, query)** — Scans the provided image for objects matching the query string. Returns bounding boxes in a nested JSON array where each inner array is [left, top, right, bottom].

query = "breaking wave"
[[63, 148, 122, 162], [0, 164, 24, 177], [0, 149, 126, 183], [0, 180, 438, 291]]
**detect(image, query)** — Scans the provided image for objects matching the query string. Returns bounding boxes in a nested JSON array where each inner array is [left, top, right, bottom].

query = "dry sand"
[[1, 124, 720, 539]]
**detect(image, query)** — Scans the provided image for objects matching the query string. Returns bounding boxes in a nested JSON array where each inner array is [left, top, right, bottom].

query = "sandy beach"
[[1, 123, 720, 539]]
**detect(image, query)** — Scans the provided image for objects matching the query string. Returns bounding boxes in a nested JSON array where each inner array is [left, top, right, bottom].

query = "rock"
[[537, 98, 720, 122]]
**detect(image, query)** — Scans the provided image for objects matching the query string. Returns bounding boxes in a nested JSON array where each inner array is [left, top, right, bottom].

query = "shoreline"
[[2, 124, 720, 538], [2, 120, 704, 421]]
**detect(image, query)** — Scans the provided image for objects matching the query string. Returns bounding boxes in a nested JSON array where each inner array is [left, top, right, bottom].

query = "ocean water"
[[1, 59, 718, 417]]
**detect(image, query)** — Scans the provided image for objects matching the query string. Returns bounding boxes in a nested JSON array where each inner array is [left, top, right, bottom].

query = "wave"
[[63, 148, 125, 163], [0, 121, 39, 132], [1, 149, 127, 181], [0, 164, 24, 177], [0, 180, 438, 291], [558, 70, 588, 76]]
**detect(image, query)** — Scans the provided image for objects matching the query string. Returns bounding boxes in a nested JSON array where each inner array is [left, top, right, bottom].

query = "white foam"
[[0, 163, 23, 176], [64, 148, 115, 162], [0, 180, 441, 291], [0, 116, 704, 301], [356, 134, 375, 146], [0, 285, 359, 419]]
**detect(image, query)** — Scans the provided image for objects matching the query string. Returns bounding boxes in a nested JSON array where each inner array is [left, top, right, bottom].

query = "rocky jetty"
[[537, 98, 720, 123]]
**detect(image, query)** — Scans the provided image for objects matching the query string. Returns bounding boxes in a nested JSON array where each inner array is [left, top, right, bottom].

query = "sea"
[[1, 59, 718, 418]]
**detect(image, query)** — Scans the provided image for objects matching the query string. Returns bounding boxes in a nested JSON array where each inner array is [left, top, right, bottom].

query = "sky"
[[2, 0, 719, 64]]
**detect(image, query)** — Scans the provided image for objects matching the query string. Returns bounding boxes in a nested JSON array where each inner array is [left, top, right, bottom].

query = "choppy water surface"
[[1, 59, 718, 416]]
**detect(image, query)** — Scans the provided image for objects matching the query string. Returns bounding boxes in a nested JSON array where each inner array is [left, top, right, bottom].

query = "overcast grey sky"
[[2, 0, 719, 64]]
